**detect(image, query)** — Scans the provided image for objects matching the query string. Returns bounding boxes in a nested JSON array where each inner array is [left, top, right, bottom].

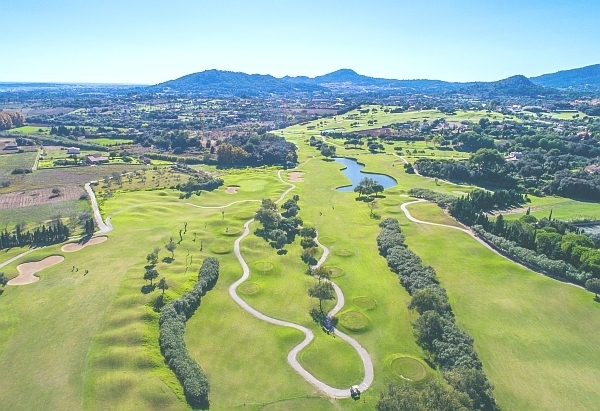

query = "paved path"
[[85, 183, 112, 234], [400, 199, 584, 290], [229, 170, 374, 398]]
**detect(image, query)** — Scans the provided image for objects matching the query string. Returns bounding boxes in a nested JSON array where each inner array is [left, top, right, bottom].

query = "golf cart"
[[350, 385, 361, 399]]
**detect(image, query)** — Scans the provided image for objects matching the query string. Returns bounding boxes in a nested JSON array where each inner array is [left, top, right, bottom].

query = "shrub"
[[159, 257, 219, 408]]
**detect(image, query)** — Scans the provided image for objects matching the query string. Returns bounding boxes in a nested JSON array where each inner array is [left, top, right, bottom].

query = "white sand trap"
[[226, 186, 239, 194], [8, 255, 65, 285], [453, 190, 469, 195], [61, 236, 108, 252], [289, 172, 305, 182]]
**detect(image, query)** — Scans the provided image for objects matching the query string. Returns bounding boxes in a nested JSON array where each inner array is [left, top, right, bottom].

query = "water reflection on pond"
[[334, 157, 397, 192]]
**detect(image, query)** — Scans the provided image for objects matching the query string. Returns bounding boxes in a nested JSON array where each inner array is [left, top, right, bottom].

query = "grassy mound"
[[318, 236, 336, 245], [338, 311, 370, 332], [381, 199, 401, 206], [222, 227, 242, 236], [233, 211, 255, 221], [324, 266, 344, 278], [239, 282, 260, 295], [353, 296, 377, 310], [334, 248, 354, 257], [385, 207, 403, 214], [390, 356, 428, 383], [252, 261, 275, 273], [210, 245, 231, 254]]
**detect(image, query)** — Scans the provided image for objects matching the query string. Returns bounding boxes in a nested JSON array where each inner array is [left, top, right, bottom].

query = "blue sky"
[[1, 0, 599, 84]]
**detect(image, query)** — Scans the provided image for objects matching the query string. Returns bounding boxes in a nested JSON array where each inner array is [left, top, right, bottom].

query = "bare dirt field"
[[0, 185, 85, 209], [7, 255, 65, 285], [61, 236, 107, 252], [289, 172, 305, 182], [225, 186, 239, 194]]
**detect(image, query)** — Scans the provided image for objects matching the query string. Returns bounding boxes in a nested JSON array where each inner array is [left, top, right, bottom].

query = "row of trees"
[[158, 257, 219, 408], [377, 218, 498, 411], [0, 221, 70, 250], [0, 111, 25, 130]]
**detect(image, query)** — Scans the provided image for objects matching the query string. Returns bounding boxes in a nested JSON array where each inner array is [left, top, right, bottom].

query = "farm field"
[[84, 137, 134, 146], [0, 197, 91, 230], [4, 125, 50, 134], [0, 151, 38, 178], [397, 200, 600, 411], [0, 164, 147, 194]]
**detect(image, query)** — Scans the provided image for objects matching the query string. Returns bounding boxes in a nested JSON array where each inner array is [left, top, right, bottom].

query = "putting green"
[[334, 248, 354, 257], [319, 236, 336, 245], [239, 282, 260, 295], [253, 261, 275, 273], [353, 297, 377, 310], [223, 227, 242, 236], [390, 356, 428, 382], [324, 266, 344, 278], [338, 311, 370, 332], [210, 245, 232, 254]]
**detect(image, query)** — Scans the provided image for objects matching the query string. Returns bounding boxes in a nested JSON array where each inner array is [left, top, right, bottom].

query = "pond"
[[334, 157, 397, 192]]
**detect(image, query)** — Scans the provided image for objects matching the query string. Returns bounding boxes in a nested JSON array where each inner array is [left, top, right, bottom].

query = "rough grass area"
[[398, 200, 600, 411], [0, 151, 38, 178]]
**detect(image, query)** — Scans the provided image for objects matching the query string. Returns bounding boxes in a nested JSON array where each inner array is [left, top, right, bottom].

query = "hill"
[[530, 64, 600, 89], [461, 75, 554, 98], [154, 70, 327, 96]]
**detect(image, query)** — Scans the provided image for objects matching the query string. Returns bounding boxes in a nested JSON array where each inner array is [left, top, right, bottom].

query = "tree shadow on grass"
[[162, 257, 174, 264], [594, 295, 600, 303], [141, 284, 156, 294], [277, 249, 288, 255], [153, 295, 165, 312]]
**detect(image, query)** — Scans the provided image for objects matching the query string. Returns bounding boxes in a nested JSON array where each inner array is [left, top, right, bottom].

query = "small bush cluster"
[[159, 257, 219, 408], [377, 218, 498, 411]]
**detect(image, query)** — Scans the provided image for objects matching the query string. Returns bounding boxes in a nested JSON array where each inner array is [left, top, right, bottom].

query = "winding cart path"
[[228, 171, 374, 398]]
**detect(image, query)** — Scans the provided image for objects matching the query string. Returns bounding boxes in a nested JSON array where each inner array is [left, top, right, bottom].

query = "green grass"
[[501, 195, 600, 222], [85, 138, 134, 146], [2, 116, 599, 411], [0, 151, 38, 178], [5, 125, 50, 134], [0, 198, 91, 229], [397, 200, 600, 411]]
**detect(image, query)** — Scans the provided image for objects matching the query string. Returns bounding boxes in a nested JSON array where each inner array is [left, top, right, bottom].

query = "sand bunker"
[[452, 190, 469, 195], [61, 236, 108, 252], [289, 172, 304, 182], [8, 255, 65, 285], [226, 186, 239, 194]]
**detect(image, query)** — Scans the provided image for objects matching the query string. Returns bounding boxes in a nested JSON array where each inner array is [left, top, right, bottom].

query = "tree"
[[157, 277, 169, 296], [312, 266, 331, 281], [367, 200, 377, 217], [585, 278, 600, 298], [111, 172, 123, 187], [144, 268, 159, 286], [320, 144, 336, 158], [308, 281, 335, 313], [372, 184, 384, 197], [146, 252, 158, 266], [408, 288, 449, 315], [269, 229, 288, 250], [301, 247, 318, 265], [255, 207, 280, 230], [165, 237, 177, 258], [0, 272, 8, 287], [470, 148, 505, 171]]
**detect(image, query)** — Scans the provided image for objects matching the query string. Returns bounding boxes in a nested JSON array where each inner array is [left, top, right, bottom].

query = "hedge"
[[377, 218, 498, 411], [472, 225, 591, 284], [159, 257, 219, 408]]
